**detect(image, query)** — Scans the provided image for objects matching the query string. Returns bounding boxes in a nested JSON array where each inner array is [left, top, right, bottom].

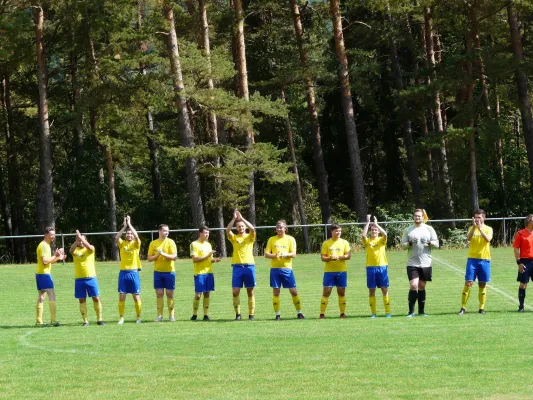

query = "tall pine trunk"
[[2, 73, 26, 262], [34, 6, 55, 231], [138, 2, 162, 201], [289, 0, 332, 224], [163, 3, 205, 227], [197, 0, 226, 256], [387, 9, 421, 205], [330, 0, 367, 221], [233, 0, 256, 225], [106, 146, 119, 260], [424, 7, 454, 219], [507, 1, 533, 192], [282, 89, 310, 253]]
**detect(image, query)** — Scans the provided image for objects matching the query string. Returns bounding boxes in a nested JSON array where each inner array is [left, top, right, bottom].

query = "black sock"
[[408, 290, 417, 314], [519, 288, 526, 308], [418, 290, 426, 314]]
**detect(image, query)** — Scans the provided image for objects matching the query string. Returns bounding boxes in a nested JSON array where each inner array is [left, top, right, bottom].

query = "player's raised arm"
[[126, 216, 140, 243], [235, 210, 255, 233], [76, 230, 95, 252], [226, 210, 237, 236], [373, 216, 387, 238], [115, 217, 127, 244], [362, 214, 371, 240]]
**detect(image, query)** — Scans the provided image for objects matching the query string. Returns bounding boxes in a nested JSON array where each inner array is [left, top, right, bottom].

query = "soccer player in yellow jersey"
[[35, 227, 66, 326], [362, 215, 391, 318], [148, 224, 177, 322], [458, 209, 493, 315], [115, 215, 142, 324], [264, 220, 305, 320], [190, 226, 221, 321], [320, 223, 351, 318], [226, 210, 256, 320], [70, 230, 104, 326]]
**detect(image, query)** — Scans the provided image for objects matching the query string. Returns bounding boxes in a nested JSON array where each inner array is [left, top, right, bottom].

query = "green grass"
[[1, 248, 532, 399]]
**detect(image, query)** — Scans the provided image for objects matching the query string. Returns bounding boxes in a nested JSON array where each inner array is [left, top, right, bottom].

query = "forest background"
[[1, 0, 533, 262]]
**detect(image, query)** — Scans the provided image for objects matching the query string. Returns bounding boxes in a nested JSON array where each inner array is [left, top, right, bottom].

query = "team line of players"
[[33, 208, 533, 325]]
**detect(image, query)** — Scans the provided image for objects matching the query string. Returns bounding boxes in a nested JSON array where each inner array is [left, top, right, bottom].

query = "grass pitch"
[[1, 247, 532, 399]]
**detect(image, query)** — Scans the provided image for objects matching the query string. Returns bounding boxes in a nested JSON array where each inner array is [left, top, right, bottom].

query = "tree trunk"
[[195, 0, 226, 256], [0, 164, 12, 237], [106, 146, 119, 261], [388, 10, 421, 205], [34, 6, 55, 231], [138, 2, 162, 201], [330, 0, 367, 221], [282, 89, 310, 253], [508, 1, 533, 191], [466, 3, 479, 212], [424, 7, 455, 219], [232, 0, 256, 225], [163, 3, 206, 227], [2, 73, 26, 262], [289, 0, 332, 224]]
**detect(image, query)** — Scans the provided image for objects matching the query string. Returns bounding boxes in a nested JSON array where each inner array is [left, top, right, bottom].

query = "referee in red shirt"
[[513, 214, 533, 312]]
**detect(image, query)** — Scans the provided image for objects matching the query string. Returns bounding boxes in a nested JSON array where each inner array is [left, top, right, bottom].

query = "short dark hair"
[[330, 223, 341, 232], [199, 225, 209, 233], [525, 215, 533, 226], [414, 208, 424, 215], [473, 209, 486, 217], [158, 224, 169, 230], [235, 219, 244, 224], [44, 226, 55, 234]]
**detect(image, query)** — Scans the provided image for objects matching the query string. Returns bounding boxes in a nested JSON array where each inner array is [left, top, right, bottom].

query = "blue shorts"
[[194, 273, 215, 293], [232, 264, 256, 288], [366, 266, 389, 289], [517, 259, 533, 284], [465, 258, 491, 282], [118, 270, 141, 294], [323, 271, 348, 288], [36, 274, 54, 291], [270, 268, 297, 289], [154, 271, 176, 290], [75, 277, 100, 298]]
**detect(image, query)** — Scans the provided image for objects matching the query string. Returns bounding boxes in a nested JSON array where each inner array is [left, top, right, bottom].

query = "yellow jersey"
[[467, 225, 492, 260], [118, 238, 141, 271], [227, 230, 255, 265], [362, 236, 388, 267], [148, 238, 177, 272], [72, 247, 96, 278], [190, 240, 214, 275], [321, 238, 351, 272], [36, 241, 52, 274], [265, 235, 296, 269]]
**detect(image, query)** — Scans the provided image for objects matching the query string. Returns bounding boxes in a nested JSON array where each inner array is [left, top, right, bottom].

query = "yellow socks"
[[118, 301, 125, 317], [320, 296, 329, 314], [479, 287, 487, 310], [383, 295, 391, 314], [339, 296, 346, 314], [292, 295, 301, 311], [461, 285, 471, 309], [134, 300, 142, 318], [167, 298, 175, 317], [36, 303, 44, 324], [49, 301, 57, 323], [233, 296, 240, 314], [93, 301, 103, 322], [80, 302, 88, 322], [203, 297, 210, 316], [192, 298, 200, 316], [273, 296, 280, 313], [156, 297, 164, 317], [369, 296, 377, 314], [248, 296, 255, 316]]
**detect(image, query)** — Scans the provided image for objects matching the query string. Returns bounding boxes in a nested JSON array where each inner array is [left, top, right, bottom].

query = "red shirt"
[[513, 228, 533, 258]]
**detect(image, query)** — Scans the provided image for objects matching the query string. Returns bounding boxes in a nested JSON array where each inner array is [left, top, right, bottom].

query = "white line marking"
[[433, 255, 530, 309]]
